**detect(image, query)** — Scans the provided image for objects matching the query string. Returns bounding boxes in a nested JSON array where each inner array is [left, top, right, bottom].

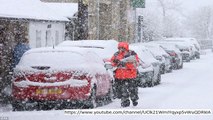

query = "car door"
[[85, 51, 110, 96]]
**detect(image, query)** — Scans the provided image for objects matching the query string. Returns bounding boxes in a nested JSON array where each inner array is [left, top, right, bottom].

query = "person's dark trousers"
[[115, 78, 139, 107]]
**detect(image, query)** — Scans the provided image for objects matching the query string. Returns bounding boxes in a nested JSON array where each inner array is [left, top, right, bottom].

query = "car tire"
[[12, 101, 25, 111], [105, 84, 113, 103], [197, 55, 200, 59], [186, 59, 190, 62], [179, 62, 183, 69], [161, 65, 165, 74], [87, 87, 97, 108], [156, 73, 161, 85], [147, 79, 154, 87]]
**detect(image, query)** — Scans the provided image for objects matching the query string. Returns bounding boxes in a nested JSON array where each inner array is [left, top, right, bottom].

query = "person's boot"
[[121, 99, 130, 107], [132, 100, 138, 106]]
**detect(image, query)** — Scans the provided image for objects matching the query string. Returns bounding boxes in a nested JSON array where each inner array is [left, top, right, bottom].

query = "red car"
[[12, 47, 113, 111]]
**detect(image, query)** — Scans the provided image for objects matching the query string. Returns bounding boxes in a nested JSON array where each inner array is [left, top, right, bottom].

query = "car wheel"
[[186, 58, 190, 62], [12, 101, 25, 111], [147, 79, 154, 87], [155, 73, 161, 85], [161, 65, 165, 74], [179, 62, 183, 69], [87, 87, 97, 108], [197, 55, 200, 59], [105, 84, 113, 103]]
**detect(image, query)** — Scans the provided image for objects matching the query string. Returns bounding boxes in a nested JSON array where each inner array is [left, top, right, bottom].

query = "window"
[[45, 30, 51, 47], [55, 31, 59, 45], [36, 30, 41, 48]]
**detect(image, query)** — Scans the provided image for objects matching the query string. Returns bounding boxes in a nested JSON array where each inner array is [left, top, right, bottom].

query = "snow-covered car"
[[153, 42, 183, 69], [180, 38, 201, 59], [144, 43, 172, 74], [58, 40, 118, 97], [162, 40, 193, 62], [130, 44, 161, 87], [12, 47, 113, 111], [164, 38, 200, 60], [58, 40, 118, 61]]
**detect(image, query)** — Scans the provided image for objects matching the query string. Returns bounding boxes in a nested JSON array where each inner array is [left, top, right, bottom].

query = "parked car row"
[[130, 37, 201, 88], [11, 38, 201, 111]]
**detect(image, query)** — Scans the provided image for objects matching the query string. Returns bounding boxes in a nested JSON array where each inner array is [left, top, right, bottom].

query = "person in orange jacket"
[[111, 42, 139, 107]]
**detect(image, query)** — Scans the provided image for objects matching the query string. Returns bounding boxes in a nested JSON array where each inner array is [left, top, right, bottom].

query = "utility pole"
[[132, 0, 146, 43]]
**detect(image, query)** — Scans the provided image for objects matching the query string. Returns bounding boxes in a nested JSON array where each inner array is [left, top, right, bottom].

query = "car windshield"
[[18, 51, 86, 67]]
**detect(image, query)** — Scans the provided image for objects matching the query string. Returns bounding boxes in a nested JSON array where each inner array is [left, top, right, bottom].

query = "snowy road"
[[1, 50, 213, 120]]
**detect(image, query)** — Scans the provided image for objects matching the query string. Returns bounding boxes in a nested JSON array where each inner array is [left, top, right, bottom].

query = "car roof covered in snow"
[[58, 40, 118, 59], [23, 47, 98, 55], [17, 47, 108, 75], [143, 42, 169, 57], [58, 40, 118, 49], [130, 43, 159, 64]]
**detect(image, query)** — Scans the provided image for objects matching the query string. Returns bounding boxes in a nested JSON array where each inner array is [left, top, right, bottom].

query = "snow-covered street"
[[1, 50, 213, 120]]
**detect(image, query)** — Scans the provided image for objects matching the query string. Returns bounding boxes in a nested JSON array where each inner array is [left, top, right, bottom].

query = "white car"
[[162, 39, 193, 62], [144, 43, 172, 74], [165, 38, 200, 59], [152, 41, 183, 69], [130, 44, 161, 87]]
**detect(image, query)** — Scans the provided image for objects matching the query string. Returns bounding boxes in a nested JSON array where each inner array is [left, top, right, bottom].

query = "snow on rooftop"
[[0, 0, 69, 21], [44, 2, 78, 19]]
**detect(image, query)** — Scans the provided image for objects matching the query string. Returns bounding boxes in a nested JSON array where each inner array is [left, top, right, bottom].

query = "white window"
[[55, 31, 59, 45], [36, 30, 41, 48], [45, 30, 51, 47]]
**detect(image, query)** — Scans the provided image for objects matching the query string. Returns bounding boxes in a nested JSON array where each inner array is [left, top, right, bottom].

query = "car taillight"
[[168, 52, 175, 56], [73, 75, 87, 80], [13, 76, 26, 82]]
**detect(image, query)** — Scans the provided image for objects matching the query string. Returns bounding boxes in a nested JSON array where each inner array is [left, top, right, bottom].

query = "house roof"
[[0, 0, 76, 21], [44, 3, 78, 19]]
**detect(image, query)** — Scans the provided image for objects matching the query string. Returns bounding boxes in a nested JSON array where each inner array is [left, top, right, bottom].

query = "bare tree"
[[185, 6, 213, 39], [157, 0, 182, 17], [156, 0, 184, 37]]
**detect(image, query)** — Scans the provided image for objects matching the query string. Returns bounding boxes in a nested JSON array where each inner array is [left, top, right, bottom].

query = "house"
[[43, 2, 78, 40], [0, 0, 77, 100], [0, 0, 78, 48]]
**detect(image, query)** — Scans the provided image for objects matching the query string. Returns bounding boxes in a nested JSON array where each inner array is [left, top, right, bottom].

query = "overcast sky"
[[181, 0, 213, 12], [146, 0, 213, 13]]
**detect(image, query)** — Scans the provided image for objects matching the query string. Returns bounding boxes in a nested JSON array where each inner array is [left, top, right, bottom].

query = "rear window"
[[18, 51, 86, 67]]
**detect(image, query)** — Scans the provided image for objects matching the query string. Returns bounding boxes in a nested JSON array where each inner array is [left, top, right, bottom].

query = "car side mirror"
[[104, 64, 113, 70]]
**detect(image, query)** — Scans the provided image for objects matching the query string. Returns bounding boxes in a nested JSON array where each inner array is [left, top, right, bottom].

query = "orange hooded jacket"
[[111, 42, 139, 80]]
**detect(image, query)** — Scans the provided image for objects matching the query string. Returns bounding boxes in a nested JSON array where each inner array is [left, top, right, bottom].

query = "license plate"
[[36, 88, 62, 95]]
